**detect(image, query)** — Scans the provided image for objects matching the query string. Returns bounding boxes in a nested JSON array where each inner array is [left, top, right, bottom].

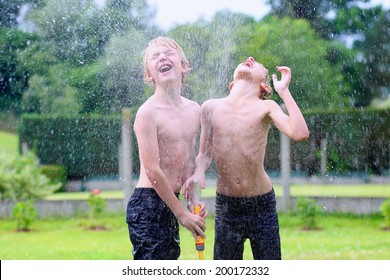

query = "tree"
[[267, 0, 390, 106], [0, 0, 34, 28], [357, 8, 390, 106], [169, 10, 255, 103], [20, 0, 157, 114], [92, 28, 149, 113], [0, 28, 37, 112], [237, 16, 350, 110], [29, 0, 102, 65], [22, 64, 81, 116]]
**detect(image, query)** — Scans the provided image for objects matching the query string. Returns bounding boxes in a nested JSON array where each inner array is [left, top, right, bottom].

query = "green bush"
[[295, 197, 323, 230], [0, 151, 61, 201], [87, 189, 106, 219], [380, 198, 390, 229], [40, 165, 67, 192], [0, 151, 60, 231], [12, 200, 38, 231]]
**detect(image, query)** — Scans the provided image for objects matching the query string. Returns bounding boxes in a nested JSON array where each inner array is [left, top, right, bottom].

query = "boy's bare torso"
[[137, 97, 200, 193], [207, 97, 273, 197]]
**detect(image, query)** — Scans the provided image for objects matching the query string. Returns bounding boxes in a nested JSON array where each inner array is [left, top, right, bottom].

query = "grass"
[[0, 212, 388, 260], [0, 131, 19, 156], [1, 130, 389, 259], [45, 184, 390, 201]]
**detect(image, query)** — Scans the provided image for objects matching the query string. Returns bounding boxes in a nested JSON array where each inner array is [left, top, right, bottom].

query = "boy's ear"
[[145, 71, 154, 83], [260, 82, 271, 94], [181, 62, 190, 75], [229, 82, 234, 91]]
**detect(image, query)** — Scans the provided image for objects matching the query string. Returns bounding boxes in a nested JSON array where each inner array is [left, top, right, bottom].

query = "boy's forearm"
[[195, 153, 212, 175], [279, 89, 310, 141]]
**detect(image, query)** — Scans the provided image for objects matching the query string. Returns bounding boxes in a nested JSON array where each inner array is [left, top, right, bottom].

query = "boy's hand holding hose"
[[184, 178, 207, 259]]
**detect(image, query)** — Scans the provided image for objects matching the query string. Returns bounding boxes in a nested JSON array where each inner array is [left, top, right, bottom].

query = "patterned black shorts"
[[126, 188, 180, 260]]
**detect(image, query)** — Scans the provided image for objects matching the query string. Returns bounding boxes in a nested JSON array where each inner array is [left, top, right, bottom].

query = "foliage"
[[237, 16, 350, 110], [40, 165, 67, 192], [0, 151, 61, 201], [0, 28, 38, 112], [380, 198, 390, 229], [18, 107, 389, 177], [19, 0, 157, 115], [21, 65, 81, 116], [0, 0, 35, 28], [12, 199, 39, 231], [0, 150, 60, 231], [94, 29, 150, 112], [30, 0, 104, 65], [18, 114, 123, 178], [87, 189, 107, 220], [267, 0, 390, 106], [295, 197, 322, 230], [169, 10, 255, 103]]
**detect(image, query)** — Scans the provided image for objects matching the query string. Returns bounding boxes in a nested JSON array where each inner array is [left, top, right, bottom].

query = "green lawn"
[[0, 212, 388, 260], [46, 184, 390, 201], [0, 131, 19, 156]]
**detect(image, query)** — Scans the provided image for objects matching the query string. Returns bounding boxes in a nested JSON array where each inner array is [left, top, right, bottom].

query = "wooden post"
[[120, 108, 133, 210], [320, 137, 328, 177]]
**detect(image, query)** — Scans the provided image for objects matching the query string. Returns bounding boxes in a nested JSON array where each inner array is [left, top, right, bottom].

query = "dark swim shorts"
[[126, 188, 180, 260], [214, 189, 281, 260]]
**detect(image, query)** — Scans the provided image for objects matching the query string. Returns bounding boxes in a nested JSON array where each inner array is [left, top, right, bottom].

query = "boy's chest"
[[156, 110, 198, 141], [212, 104, 268, 133]]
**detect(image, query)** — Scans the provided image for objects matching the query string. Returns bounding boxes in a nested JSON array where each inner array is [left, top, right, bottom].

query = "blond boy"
[[126, 37, 206, 260]]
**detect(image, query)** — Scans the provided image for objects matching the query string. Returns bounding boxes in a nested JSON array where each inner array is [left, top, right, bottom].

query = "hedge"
[[19, 108, 389, 179], [19, 114, 123, 178], [265, 108, 390, 175]]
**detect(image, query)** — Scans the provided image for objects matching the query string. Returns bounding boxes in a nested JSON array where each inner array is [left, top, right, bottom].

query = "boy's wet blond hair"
[[143, 37, 190, 88]]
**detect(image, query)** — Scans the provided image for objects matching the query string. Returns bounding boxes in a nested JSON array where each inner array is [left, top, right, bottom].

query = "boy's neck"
[[229, 80, 260, 100], [154, 84, 183, 105]]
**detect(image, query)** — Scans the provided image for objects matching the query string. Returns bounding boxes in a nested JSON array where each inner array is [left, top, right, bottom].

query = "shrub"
[[40, 165, 67, 192], [85, 188, 107, 230], [0, 151, 60, 231], [380, 198, 390, 229], [295, 197, 322, 230], [87, 189, 106, 220], [12, 200, 38, 231], [0, 151, 61, 201]]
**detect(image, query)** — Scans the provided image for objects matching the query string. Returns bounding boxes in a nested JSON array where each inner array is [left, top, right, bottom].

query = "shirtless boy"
[[126, 37, 206, 260], [185, 57, 309, 259]]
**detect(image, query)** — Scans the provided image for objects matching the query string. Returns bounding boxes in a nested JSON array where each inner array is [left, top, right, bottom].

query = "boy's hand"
[[272, 66, 291, 96], [178, 211, 206, 239]]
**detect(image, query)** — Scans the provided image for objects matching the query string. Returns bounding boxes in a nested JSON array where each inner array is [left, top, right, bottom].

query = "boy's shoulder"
[[135, 98, 156, 119], [181, 96, 200, 108], [201, 98, 224, 108]]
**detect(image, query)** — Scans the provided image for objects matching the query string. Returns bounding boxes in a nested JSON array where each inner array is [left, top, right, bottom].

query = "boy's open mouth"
[[159, 65, 173, 73]]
